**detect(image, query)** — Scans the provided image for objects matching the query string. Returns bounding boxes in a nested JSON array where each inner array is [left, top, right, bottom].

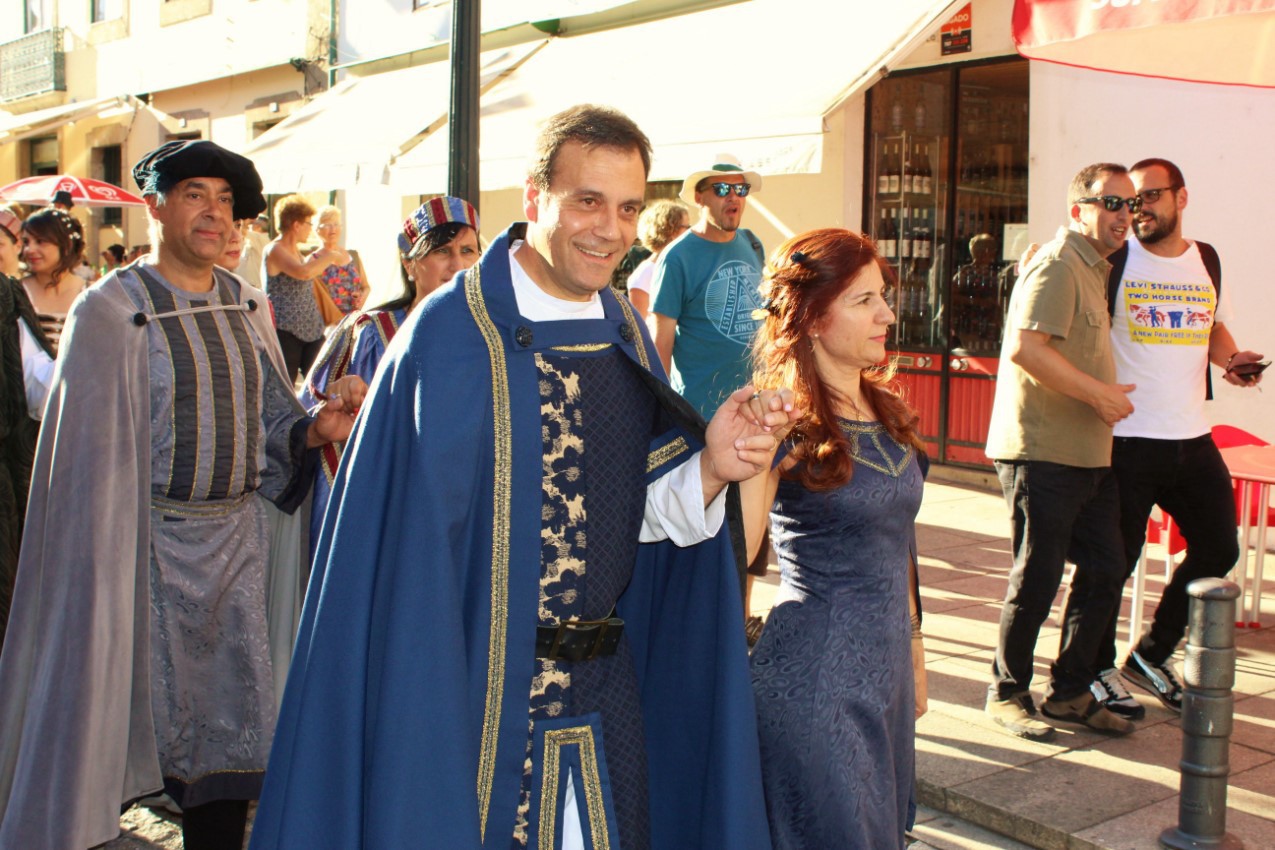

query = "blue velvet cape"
[[250, 225, 772, 850]]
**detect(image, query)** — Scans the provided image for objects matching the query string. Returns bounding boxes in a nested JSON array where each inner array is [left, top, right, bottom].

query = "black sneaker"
[[1089, 667, 1146, 719], [1122, 650, 1184, 713]]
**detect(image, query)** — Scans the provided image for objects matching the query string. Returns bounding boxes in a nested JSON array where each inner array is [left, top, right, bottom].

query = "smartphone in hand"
[[1228, 359, 1271, 381]]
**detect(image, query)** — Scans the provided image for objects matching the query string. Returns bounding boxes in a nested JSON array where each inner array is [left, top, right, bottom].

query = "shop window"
[[865, 58, 1030, 468]]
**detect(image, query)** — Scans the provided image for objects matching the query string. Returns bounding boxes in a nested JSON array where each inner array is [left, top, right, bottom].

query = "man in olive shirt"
[[983, 163, 1140, 740]]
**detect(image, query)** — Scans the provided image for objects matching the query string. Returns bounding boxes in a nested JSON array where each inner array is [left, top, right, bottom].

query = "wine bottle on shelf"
[[877, 144, 890, 195], [919, 145, 933, 195], [914, 210, 931, 260], [887, 144, 901, 194], [899, 207, 913, 259], [880, 209, 897, 258]]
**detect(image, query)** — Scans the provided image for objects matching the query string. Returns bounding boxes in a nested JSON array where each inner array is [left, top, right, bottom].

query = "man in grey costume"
[[0, 140, 366, 850]]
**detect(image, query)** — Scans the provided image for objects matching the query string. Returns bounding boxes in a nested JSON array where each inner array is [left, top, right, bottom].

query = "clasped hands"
[[306, 374, 369, 447], [701, 385, 804, 498]]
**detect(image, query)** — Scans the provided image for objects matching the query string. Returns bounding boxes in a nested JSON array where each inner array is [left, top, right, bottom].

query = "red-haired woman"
[[742, 227, 926, 850]]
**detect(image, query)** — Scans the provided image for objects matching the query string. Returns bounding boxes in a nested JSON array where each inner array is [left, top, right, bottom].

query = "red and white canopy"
[[1013, 0, 1275, 87], [0, 174, 147, 207]]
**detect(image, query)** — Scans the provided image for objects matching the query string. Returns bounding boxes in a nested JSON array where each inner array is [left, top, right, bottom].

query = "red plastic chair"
[[1212, 424, 1273, 527], [1145, 510, 1185, 561], [1129, 425, 1272, 645]]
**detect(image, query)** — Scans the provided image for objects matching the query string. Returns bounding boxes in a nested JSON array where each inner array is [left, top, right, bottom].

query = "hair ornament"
[[47, 207, 84, 243], [790, 250, 808, 265]]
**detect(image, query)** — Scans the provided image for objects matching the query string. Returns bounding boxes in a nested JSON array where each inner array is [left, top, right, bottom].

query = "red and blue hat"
[[399, 196, 479, 256]]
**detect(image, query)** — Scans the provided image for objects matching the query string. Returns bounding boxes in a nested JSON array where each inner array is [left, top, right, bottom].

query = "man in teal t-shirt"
[[651, 154, 765, 419]]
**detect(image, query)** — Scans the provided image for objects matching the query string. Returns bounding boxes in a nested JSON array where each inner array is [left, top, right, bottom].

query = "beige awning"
[[239, 41, 545, 193], [0, 95, 142, 141], [389, 0, 960, 192]]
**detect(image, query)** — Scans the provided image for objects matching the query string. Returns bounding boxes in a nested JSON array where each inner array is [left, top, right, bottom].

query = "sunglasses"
[[1077, 195, 1143, 214], [708, 182, 751, 198], [1136, 186, 1179, 204]]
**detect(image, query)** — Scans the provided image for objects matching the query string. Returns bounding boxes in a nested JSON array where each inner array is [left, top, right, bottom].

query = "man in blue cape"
[[250, 105, 783, 850]]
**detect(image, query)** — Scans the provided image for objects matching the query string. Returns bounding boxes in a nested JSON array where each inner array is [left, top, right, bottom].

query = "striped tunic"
[[120, 264, 307, 806]]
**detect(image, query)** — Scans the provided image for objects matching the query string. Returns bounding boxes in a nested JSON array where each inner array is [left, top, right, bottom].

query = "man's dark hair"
[[1130, 157, 1186, 189], [1068, 162, 1127, 205], [528, 104, 652, 192]]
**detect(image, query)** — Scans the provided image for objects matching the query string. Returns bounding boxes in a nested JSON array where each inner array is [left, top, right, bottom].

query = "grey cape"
[[0, 269, 308, 849]]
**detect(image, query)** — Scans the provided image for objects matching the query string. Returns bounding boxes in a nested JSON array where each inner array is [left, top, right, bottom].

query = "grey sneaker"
[[1090, 667, 1146, 719], [1122, 650, 1184, 713], [986, 692, 1055, 740], [1041, 692, 1135, 735]]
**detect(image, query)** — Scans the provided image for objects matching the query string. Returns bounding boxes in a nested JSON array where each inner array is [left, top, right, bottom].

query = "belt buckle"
[[548, 617, 614, 662]]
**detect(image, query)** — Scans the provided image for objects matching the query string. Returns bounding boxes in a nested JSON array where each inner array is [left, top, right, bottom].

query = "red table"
[[1219, 445, 1275, 627]]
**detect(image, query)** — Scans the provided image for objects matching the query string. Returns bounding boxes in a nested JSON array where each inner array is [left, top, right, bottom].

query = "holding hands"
[[306, 374, 369, 446], [700, 385, 804, 503]]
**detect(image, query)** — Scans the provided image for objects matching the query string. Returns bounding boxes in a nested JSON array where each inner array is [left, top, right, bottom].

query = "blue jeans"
[[1100, 435, 1239, 668], [991, 461, 1127, 702]]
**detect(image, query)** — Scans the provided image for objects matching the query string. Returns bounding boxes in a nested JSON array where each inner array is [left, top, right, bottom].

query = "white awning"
[[389, 0, 960, 192], [0, 95, 142, 141], [239, 42, 545, 193], [1013, 0, 1275, 87]]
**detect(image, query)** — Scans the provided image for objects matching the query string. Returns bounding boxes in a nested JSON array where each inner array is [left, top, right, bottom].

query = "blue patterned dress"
[[750, 420, 923, 850]]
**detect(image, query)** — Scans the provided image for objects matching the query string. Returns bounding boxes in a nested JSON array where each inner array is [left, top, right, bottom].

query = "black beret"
[[132, 140, 267, 221]]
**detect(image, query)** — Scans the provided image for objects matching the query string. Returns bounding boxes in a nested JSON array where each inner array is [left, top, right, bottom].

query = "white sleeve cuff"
[[639, 450, 727, 545]]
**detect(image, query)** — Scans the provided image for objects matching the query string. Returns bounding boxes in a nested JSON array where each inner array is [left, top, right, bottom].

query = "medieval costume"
[[0, 263, 311, 849], [0, 277, 54, 652], [250, 226, 772, 850], [299, 306, 404, 557]]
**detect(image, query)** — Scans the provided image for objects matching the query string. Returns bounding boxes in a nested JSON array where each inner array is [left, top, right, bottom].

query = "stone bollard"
[[1160, 578, 1243, 850]]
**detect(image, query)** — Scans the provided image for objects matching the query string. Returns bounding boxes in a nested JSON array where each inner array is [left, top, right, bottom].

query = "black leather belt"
[[535, 617, 624, 662]]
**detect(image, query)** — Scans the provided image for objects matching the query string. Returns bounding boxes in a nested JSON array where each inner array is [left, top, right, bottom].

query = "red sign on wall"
[[942, 3, 973, 55]]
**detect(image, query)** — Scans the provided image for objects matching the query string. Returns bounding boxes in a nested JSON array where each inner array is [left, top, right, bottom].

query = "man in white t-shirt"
[[1090, 158, 1265, 718]]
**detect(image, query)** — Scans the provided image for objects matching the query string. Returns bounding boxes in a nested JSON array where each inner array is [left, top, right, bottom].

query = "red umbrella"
[[1013, 0, 1275, 87], [0, 174, 147, 207]]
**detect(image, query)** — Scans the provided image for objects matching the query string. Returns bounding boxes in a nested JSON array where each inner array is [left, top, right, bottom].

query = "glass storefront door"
[[866, 58, 1029, 467]]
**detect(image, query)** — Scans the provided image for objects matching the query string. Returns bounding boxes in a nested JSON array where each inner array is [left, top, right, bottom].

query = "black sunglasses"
[[1136, 186, 1179, 204], [1077, 195, 1142, 213], [708, 182, 751, 198]]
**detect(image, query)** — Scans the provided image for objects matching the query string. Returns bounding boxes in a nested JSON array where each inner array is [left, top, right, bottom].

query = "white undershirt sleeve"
[[19, 317, 55, 421], [640, 451, 727, 545]]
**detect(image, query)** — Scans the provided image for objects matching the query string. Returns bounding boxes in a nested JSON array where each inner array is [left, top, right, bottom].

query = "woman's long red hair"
[[752, 227, 923, 491]]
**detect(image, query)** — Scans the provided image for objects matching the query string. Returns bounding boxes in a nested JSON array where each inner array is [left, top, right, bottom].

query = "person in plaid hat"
[[298, 196, 480, 559]]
